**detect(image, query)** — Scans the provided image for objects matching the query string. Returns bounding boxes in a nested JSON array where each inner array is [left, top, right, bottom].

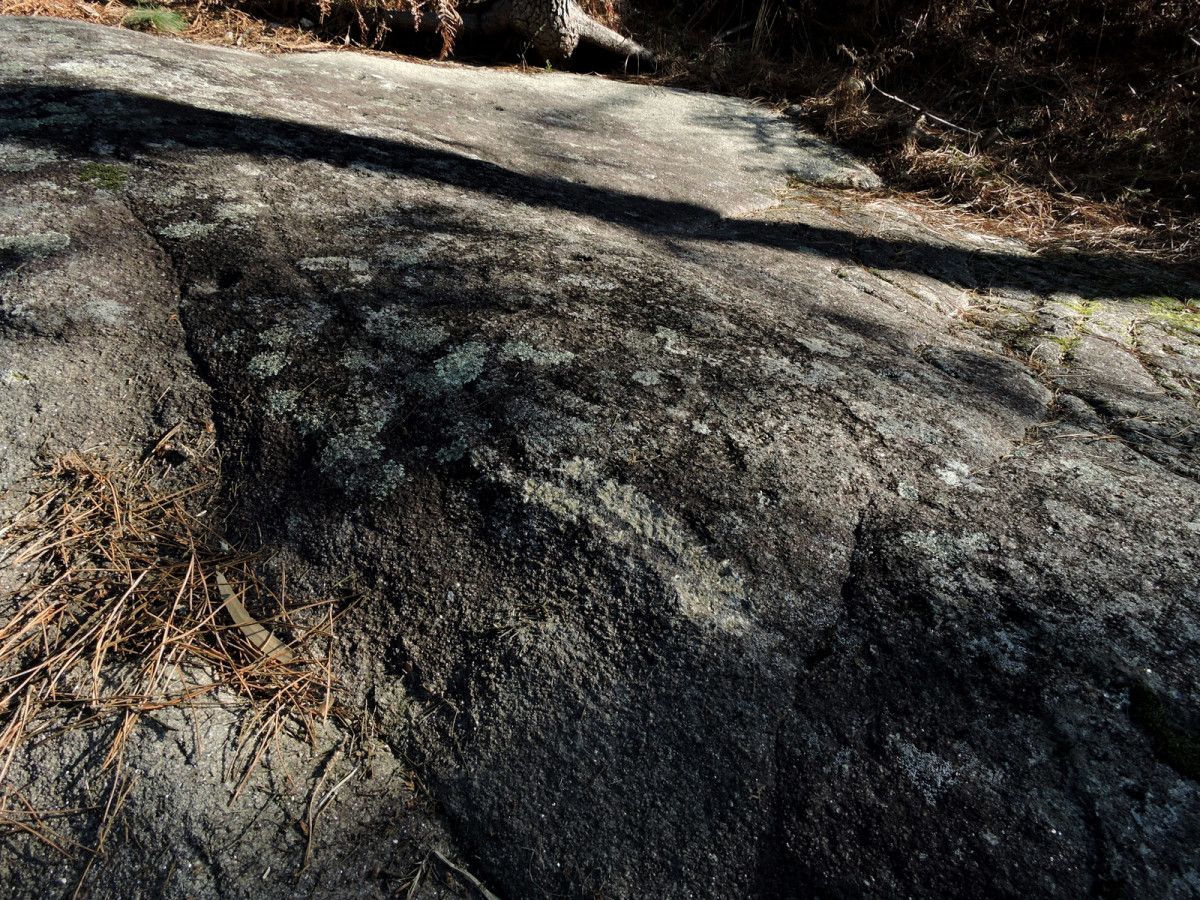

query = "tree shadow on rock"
[[0, 85, 1195, 302]]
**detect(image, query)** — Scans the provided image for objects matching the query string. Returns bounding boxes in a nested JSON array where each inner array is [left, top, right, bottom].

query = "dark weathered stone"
[[1, 18, 1199, 900]]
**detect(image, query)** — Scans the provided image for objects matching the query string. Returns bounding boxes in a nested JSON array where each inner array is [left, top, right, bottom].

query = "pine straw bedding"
[[0, 442, 353, 861]]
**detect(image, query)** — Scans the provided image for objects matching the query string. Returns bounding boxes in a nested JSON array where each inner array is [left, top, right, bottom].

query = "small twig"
[[867, 80, 982, 138], [713, 20, 752, 42], [431, 849, 502, 900], [299, 750, 360, 871]]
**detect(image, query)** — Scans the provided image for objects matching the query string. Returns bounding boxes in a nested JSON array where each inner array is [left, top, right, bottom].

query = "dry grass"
[[0, 0, 335, 50], [631, 0, 1200, 266], [0, 443, 351, 861]]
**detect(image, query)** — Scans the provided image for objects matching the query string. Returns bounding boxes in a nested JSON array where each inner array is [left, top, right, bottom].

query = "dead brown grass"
[[0, 443, 351, 862], [0, 0, 335, 50], [630, 0, 1200, 265]]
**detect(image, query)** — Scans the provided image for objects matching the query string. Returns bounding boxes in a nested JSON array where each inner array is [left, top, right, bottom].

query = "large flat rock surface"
[[2, 16, 1199, 900]]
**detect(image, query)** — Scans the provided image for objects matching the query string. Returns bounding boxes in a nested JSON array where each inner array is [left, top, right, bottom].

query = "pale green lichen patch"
[[319, 426, 406, 497], [266, 388, 300, 417], [210, 328, 245, 355], [431, 342, 488, 391], [0, 144, 60, 173], [266, 369, 405, 496], [319, 427, 380, 471], [364, 308, 449, 352], [214, 200, 267, 222], [159, 222, 219, 240], [248, 351, 288, 378], [259, 324, 295, 349], [312, 394, 405, 497], [499, 341, 575, 366], [1053, 296, 1100, 316], [631, 369, 661, 386], [521, 478, 591, 524], [286, 403, 329, 437], [514, 458, 751, 633], [340, 350, 379, 372], [0, 231, 70, 259], [299, 256, 372, 286]]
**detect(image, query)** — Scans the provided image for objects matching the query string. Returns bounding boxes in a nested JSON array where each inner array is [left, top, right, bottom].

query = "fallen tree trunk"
[[388, 0, 654, 66]]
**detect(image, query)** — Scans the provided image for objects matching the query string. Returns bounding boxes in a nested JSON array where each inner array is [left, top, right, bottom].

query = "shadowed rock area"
[[2, 16, 1199, 899]]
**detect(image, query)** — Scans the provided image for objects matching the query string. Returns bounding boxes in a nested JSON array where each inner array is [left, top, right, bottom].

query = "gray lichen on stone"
[[83, 296, 129, 326], [430, 342, 488, 391], [365, 308, 449, 353], [266, 388, 300, 417], [257, 324, 296, 350], [936, 460, 984, 491], [631, 369, 661, 386], [655, 326, 689, 355], [888, 735, 961, 805], [159, 222, 220, 240], [209, 329, 245, 355], [248, 351, 288, 378], [559, 273, 619, 292], [514, 457, 751, 632], [436, 435, 470, 463], [320, 438, 405, 499], [0, 144, 60, 173], [213, 200, 267, 222], [0, 231, 70, 259], [340, 350, 379, 372], [299, 256, 372, 286], [797, 335, 853, 359]]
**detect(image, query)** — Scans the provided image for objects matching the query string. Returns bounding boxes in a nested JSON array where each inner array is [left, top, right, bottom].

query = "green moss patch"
[[1142, 297, 1200, 337], [80, 162, 127, 191]]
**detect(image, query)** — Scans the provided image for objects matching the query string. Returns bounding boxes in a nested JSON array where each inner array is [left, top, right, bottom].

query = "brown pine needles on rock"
[[0, 449, 352, 856]]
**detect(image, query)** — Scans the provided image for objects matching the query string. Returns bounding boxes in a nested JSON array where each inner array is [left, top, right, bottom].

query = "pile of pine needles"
[[0, 448, 347, 858]]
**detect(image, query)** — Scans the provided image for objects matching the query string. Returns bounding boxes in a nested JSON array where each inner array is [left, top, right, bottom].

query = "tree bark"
[[388, 0, 654, 66]]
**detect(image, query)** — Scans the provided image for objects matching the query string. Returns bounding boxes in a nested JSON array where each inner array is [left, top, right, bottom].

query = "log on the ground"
[[393, 0, 654, 64]]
